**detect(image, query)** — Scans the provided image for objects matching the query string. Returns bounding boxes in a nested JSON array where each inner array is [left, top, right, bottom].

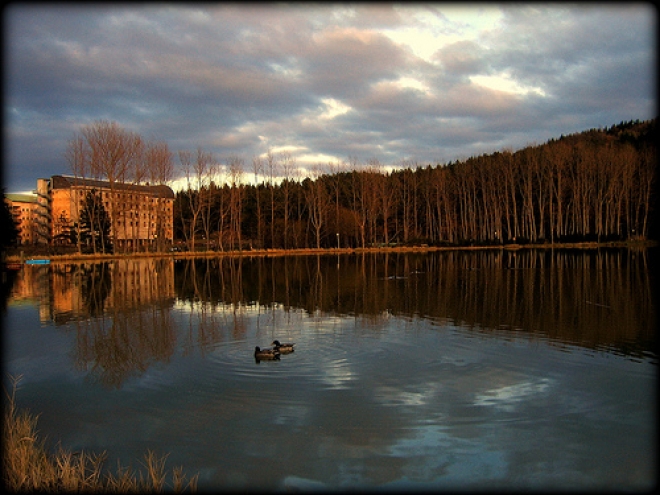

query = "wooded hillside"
[[174, 119, 657, 250]]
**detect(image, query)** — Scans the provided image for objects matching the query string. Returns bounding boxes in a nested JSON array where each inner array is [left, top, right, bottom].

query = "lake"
[[2, 249, 657, 491]]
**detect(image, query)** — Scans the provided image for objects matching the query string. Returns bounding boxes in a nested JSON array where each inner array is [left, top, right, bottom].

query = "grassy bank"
[[2, 375, 198, 492], [4, 239, 657, 264]]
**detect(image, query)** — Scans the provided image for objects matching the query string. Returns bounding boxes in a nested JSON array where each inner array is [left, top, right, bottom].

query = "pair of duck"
[[254, 340, 295, 360]]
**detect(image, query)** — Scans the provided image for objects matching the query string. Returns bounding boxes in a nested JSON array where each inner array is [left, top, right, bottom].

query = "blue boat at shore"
[[25, 259, 50, 265]]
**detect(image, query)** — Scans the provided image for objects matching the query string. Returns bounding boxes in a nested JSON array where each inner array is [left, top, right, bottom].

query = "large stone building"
[[5, 193, 40, 245], [7, 175, 175, 250]]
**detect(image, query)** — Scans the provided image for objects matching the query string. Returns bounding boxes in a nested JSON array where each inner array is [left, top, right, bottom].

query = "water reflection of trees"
[[80, 262, 112, 316], [175, 257, 248, 356], [421, 249, 656, 357], [11, 250, 652, 388], [74, 306, 175, 388], [68, 259, 177, 389], [1, 267, 20, 312], [174, 249, 657, 359]]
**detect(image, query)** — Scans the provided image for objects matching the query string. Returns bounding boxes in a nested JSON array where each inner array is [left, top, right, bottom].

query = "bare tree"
[[305, 164, 328, 249], [292, 165, 307, 249], [213, 166, 229, 251], [326, 160, 346, 247], [77, 120, 144, 252], [362, 160, 383, 245], [179, 148, 212, 252], [266, 149, 278, 248], [65, 135, 89, 253], [251, 156, 265, 249], [196, 148, 215, 252], [370, 159, 396, 245], [145, 141, 173, 252], [400, 162, 421, 243], [518, 148, 539, 242], [636, 146, 656, 239], [280, 152, 298, 249], [431, 166, 455, 243], [473, 157, 502, 243], [227, 156, 244, 251], [201, 160, 219, 251], [500, 149, 520, 242]]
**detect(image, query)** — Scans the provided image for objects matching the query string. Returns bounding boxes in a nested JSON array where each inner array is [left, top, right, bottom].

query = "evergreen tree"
[[1, 191, 20, 253], [79, 190, 113, 254]]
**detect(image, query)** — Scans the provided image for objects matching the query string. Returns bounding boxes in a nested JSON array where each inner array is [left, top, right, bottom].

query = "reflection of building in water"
[[50, 265, 86, 323], [9, 259, 176, 323], [106, 259, 176, 310], [8, 265, 52, 321]]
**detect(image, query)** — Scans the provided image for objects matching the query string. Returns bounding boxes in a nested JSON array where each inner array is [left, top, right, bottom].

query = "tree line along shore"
[[3, 239, 657, 266], [3, 118, 657, 258], [172, 119, 657, 253]]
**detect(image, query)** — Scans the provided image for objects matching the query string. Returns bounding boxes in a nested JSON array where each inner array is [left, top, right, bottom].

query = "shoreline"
[[4, 240, 657, 264]]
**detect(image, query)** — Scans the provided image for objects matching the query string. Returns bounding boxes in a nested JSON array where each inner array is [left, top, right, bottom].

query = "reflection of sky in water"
[[386, 426, 508, 488], [2, 307, 80, 385], [3, 298, 656, 491], [374, 384, 437, 407], [474, 377, 554, 412], [318, 357, 356, 389]]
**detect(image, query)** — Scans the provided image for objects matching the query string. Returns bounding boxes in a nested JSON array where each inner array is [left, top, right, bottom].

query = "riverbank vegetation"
[[3, 238, 656, 265], [2, 375, 198, 492]]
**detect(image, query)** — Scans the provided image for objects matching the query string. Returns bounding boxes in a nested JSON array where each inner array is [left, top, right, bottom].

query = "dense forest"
[[173, 119, 657, 250]]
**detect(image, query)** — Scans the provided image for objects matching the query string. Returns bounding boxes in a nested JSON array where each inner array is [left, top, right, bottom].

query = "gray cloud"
[[3, 3, 656, 192], [434, 40, 487, 75]]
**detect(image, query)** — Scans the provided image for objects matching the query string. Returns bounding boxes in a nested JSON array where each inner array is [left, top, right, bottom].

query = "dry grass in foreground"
[[3, 375, 198, 493]]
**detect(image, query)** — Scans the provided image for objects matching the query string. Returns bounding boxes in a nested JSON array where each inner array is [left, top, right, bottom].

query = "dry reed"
[[3, 374, 198, 492]]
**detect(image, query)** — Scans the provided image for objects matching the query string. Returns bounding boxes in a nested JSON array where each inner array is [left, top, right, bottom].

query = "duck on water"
[[271, 340, 295, 353], [254, 346, 280, 360]]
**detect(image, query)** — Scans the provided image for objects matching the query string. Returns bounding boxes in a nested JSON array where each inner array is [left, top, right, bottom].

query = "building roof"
[[5, 193, 38, 203], [50, 175, 175, 198]]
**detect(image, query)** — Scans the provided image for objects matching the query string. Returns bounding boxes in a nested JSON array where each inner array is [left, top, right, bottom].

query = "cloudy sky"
[[3, 2, 656, 193]]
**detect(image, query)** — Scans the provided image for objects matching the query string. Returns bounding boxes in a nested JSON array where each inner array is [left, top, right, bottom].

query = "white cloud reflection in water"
[[386, 425, 508, 488], [474, 377, 554, 412]]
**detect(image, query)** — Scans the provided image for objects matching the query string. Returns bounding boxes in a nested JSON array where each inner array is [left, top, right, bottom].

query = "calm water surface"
[[2, 250, 657, 491]]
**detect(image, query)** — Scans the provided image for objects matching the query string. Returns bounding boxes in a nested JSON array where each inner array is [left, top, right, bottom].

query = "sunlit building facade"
[[4, 193, 40, 245], [28, 175, 175, 250]]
